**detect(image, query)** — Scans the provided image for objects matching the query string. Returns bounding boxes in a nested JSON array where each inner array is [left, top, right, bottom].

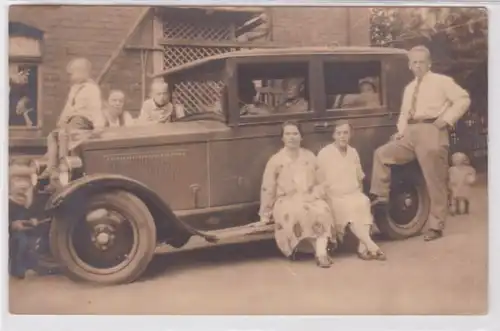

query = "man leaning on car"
[[369, 45, 471, 242]]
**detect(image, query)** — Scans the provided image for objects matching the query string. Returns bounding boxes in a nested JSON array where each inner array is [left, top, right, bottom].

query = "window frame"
[[8, 23, 44, 132], [229, 56, 321, 127], [9, 59, 43, 131], [320, 55, 389, 116]]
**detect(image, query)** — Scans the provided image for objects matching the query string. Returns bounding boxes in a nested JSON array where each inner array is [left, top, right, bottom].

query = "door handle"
[[314, 122, 332, 130]]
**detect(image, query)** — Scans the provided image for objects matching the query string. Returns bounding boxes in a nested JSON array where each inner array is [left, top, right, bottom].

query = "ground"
[[9, 175, 488, 315]]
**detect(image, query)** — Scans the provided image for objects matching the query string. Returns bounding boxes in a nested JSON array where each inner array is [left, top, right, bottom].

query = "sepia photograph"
[[7, 4, 488, 316]]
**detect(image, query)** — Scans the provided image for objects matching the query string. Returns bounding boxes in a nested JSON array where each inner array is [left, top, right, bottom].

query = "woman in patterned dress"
[[258, 121, 337, 268]]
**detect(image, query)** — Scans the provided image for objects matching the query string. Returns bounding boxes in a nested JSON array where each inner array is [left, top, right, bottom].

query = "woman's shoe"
[[315, 255, 332, 268], [357, 250, 373, 261], [370, 250, 387, 261]]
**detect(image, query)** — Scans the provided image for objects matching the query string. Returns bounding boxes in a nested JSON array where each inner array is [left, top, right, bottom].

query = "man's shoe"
[[423, 229, 443, 241], [370, 194, 389, 208]]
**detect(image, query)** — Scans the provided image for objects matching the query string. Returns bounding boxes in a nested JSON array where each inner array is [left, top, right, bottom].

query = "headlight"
[[58, 156, 83, 186]]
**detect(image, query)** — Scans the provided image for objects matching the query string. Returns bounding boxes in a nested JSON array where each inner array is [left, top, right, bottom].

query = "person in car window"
[[103, 90, 135, 127], [258, 120, 337, 268], [275, 78, 309, 113], [317, 120, 386, 261], [333, 77, 381, 109], [239, 79, 272, 116], [357, 77, 381, 108], [138, 79, 174, 125]]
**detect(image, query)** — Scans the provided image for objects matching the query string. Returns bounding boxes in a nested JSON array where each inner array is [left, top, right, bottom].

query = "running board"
[[199, 222, 274, 243]]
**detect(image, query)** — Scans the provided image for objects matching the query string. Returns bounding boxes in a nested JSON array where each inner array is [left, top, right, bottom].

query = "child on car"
[[137, 79, 176, 125]]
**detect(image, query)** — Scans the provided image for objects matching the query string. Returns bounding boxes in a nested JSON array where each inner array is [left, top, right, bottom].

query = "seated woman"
[[258, 120, 337, 268], [317, 120, 386, 261], [102, 90, 135, 127]]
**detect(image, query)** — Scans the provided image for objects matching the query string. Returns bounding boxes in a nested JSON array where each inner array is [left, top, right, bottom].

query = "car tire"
[[52, 190, 156, 285], [49, 219, 61, 261], [374, 166, 430, 240]]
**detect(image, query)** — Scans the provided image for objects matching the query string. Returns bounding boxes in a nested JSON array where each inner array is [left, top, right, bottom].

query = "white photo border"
[[1, 0, 497, 330]]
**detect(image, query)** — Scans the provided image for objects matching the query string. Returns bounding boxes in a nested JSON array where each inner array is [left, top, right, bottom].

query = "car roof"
[[152, 46, 408, 78]]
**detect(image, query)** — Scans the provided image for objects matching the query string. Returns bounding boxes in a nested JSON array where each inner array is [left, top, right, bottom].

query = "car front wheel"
[[51, 190, 156, 285], [374, 168, 431, 240]]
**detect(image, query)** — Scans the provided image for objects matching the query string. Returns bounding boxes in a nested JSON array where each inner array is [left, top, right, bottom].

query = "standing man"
[[369, 45, 471, 241]]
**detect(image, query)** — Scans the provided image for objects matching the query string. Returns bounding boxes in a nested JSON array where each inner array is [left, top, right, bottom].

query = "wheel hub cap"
[[404, 196, 413, 208], [96, 232, 110, 245], [91, 223, 116, 251]]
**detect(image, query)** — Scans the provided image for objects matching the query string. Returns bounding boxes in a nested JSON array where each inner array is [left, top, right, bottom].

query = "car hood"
[[80, 121, 231, 150]]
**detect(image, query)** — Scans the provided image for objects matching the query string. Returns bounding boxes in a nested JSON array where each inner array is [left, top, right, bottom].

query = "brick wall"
[[270, 7, 370, 46], [9, 5, 150, 139]]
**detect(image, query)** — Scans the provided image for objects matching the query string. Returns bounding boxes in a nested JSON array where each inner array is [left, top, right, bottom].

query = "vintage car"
[[30, 46, 429, 285]]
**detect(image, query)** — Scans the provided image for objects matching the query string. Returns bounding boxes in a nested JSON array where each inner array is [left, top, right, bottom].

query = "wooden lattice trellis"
[[162, 19, 233, 41], [161, 15, 240, 114]]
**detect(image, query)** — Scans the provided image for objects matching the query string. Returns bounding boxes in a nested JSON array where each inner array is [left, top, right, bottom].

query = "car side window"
[[324, 60, 384, 111], [237, 61, 311, 117]]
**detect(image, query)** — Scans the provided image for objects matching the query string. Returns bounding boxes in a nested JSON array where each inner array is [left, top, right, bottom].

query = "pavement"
[[9, 175, 488, 315]]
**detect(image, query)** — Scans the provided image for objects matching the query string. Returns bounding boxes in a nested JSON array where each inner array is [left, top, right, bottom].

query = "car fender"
[[45, 173, 216, 241]]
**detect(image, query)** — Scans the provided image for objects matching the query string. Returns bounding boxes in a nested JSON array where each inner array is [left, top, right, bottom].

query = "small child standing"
[[449, 152, 476, 215], [8, 161, 40, 279]]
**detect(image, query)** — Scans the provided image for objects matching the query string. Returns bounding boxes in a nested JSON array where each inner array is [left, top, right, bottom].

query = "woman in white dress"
[[317, 120, 386, 261], [259, 121, 337, 268]]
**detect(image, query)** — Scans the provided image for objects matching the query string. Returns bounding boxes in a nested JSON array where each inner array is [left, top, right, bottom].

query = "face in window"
[[283, 79, 303, 100], [333, 123, 352, 148], [359, 82, 376, 94], [9, 65, 29, 85], [282, 123, 302, 149], [151, 81, 169, 106], [107, 91, 125, 118]]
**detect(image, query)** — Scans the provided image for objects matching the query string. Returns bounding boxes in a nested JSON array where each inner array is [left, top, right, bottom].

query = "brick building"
[[8, 5, 370, 157]]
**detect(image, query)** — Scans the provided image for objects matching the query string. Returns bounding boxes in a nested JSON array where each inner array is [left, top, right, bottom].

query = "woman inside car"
[[258, 120, 337, 268]]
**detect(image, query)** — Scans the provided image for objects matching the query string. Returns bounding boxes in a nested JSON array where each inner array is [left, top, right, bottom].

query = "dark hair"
[[359, 81, 377, 92], [281, 120, 304, 137], [332, 119, 353, 134]]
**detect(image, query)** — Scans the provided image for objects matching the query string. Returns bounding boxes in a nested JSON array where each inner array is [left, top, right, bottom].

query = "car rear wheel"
[[51, 190, 156, 285], [374, 168, 430, 240]]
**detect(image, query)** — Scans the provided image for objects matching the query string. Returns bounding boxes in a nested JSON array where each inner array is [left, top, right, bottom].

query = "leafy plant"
[[370, 7, 488, 118]]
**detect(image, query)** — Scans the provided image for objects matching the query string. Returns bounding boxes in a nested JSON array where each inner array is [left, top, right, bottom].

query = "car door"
[[208, 56, 322, 211], [305, 55, 409, 186]]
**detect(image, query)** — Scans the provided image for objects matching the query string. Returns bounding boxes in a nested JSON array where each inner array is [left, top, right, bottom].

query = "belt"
[[407, 118, 437, 125]]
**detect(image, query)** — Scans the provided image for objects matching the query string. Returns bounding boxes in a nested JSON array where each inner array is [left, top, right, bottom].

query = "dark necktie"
[[408, 77, 423, 120]]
